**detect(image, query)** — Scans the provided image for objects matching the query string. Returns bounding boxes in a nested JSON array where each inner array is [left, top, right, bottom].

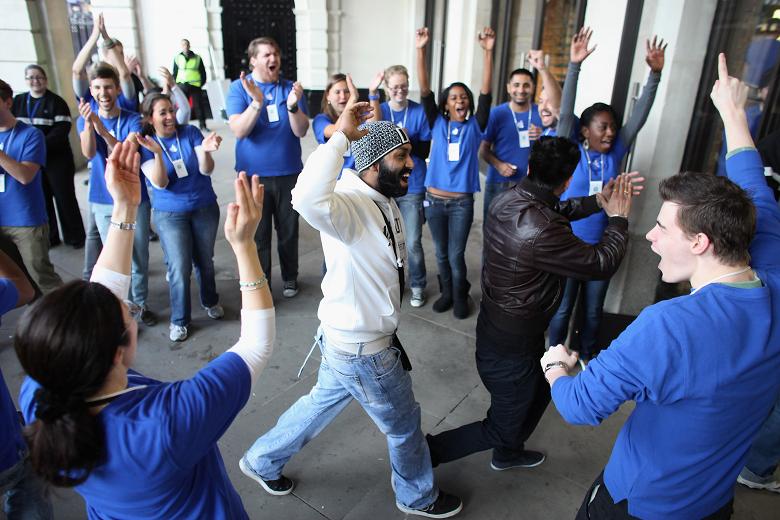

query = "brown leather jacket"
[[480, 177, 629, 337]]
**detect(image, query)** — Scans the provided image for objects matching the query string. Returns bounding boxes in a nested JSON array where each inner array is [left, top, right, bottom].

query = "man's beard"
[[377, 160, 411, 199]]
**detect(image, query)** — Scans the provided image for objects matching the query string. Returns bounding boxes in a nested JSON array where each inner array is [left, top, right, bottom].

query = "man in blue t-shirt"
[[226, 36, 309, 298], [479, 68, 543, 218], [0, 79, 63, 293], [542, 55, 780, 519], [0, 248, 51, 518]]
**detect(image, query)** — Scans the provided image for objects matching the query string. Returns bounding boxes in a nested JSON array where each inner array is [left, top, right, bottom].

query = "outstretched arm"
[[416, 27, 438, 129], [619, 36, 666, 147], [528, 50, 561, 121], [72, 13, 103, 97], [558, 27, 595, 140], [475, 27, 495, 131]]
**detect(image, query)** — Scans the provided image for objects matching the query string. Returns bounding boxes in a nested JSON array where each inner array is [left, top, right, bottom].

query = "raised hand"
[[600, 173, 635, 218], [78, 98, 98, 126], [415, 27, 430, 49], [135, 133, 163, 154], [97, 12, 108, 39], [528, 49, 546, 71], [240, 71, 263, 103], [645, 35, 667, 73], [202, 131, 222, 152], [125, 55, 141, 76], [335, 74, 373, 142], [158, 66, 175, 90], [286, 81, 304, 109], [570, 27, 596, 64], [225, 172, 264, 248], [478, 26, 496, 51], [105, 140, 141, 208], [369, 71, 385, 94], [710, 53, 747, 116]]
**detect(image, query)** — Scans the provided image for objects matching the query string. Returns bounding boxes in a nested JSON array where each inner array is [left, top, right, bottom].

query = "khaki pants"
[[0, 224, 63, 293]]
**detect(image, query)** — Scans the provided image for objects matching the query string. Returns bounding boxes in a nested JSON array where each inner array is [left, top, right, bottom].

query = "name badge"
[[0, 173, 5, 193], [172, 159, 189, 178], [448, 142, 460, 162], [589, 180, 603, 195], [266, 103, 280, 123], [518, 131, 530, 148]]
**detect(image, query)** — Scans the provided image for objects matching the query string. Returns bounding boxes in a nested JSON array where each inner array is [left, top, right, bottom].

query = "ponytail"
[[14, 281, 127, 487]]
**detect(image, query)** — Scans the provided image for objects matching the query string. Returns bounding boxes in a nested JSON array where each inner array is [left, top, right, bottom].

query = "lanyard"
[[0, 124, 16, 153], [155, 131, 183, 165], [390, 104, 408, 128], [690, 267, 753, 294], [103, 111, 122, 139], [26, 93, 43, 120], [586, 150, 605, 182], [510, 104, 532, 136], [446, 120, 463, 143], [372, 200, 405, 294]]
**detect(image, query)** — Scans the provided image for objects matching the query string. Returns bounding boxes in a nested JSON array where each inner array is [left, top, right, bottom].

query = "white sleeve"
[[140, 159, 166, 189], [226, 308, 276, 385], [90, 266, 131, 301], [171, 85, 191, 125]]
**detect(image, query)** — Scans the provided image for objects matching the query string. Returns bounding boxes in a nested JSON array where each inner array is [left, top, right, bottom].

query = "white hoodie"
[[291, 131, 407, 344]]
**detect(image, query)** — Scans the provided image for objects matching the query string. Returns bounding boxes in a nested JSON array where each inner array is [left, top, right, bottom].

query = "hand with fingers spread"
[[225, 172, 264, 248], [202, 131, 223, 153], [335, 74, 373, 141], [599, 171, 645, 205], [600, 174, 634, 218], [415, 27, 430, 49], [710, 53, 748, 116], [135, 133, 163, 155], [528, 49, 547, 71], [240, 71, 264, 103], [158, 66, 175, 91], [571, 27, 596, 63], [645, 35, 668, 73], [478, 27, 496, 51], [105, 140, 142, 208], [287, 81, 304, 110], [369, 71, 385, 95]]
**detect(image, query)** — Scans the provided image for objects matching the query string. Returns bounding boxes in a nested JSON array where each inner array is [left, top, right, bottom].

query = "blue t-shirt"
[[312, 113, 355, 171], [542, 116, 579, 139], [560, 138, 629, 244], [225, 78, 309, 176], [139, 125, 217, 212], [77, 110, 146, 205], [483, 103, 543, 184], [551, 150, 780, 519], [0, 122, 47, 226], [425, 115, 482, 193], [82, 90, 138, 113], [380, 101, 431, 194], [20, 353, 252, 520], [0, 280, 25, 473]]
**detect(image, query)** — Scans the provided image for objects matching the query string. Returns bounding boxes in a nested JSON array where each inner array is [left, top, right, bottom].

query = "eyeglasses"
[[25, 76, 46, 81], [388, 85, 409, 92]]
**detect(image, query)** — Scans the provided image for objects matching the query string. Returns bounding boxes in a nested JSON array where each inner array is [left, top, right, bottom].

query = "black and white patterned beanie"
[[352, 121, 410, 172]]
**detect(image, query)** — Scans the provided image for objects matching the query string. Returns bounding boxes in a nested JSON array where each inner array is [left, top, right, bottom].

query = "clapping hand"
[[335, 74, 373, 142], [599, 173, 640, 218], [287, 81, 304, 110], [158, 66, 175, 91], [571, 27, 596, 64], [78, 98, 98, 126], [135, 133, 163, 154], [225, 172, 264, 248], [600, 171, 644, 204], [240, 71, 263, 103], [202, 131, 222, 152], [369, 71, 385, 94], [105, 140, 141, 208], [645, 36, 668, 73]]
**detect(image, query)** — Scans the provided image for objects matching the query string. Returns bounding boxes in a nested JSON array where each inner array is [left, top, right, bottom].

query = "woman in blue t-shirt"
[[548, 29, 666, 360], [136, 93, 223, 342], [312, 73, 355, 170], [369, 64, 433, 308], [14, 145, 275, 519], [415, 26, 495, 319]]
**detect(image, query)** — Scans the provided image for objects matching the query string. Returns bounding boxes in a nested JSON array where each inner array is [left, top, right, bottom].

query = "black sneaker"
[[396, 491, 463, 518], [239, 457, 294, 496], [282, 280, 299, 298], [139, 308, 158, 327], [490, 450, 546, 470]]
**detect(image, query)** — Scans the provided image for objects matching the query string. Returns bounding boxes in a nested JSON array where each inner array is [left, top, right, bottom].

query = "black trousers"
[[253, 174, 300, 283], [575, 472, 734, 520], [179, 84, 212, 126], [427, 321, 550, 465], [42, 161, 85, 246]]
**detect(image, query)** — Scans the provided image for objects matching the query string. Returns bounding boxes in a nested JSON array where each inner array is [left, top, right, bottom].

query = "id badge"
[[172, 159, 189, 178], [448, 142, 460, 162], [589, 180, 603, 195], [0, 173, 5, 193], [518, 131, 530, 148], [266, 103, 280, 122]]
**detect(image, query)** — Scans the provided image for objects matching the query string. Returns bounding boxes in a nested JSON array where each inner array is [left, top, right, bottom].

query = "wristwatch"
[[287, 103, 299, 113], [250, 100, 262, 111], [109, 220, 136, 231]]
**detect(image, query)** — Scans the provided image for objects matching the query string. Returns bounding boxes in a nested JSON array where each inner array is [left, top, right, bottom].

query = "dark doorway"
[[221, 0, 298, 81]]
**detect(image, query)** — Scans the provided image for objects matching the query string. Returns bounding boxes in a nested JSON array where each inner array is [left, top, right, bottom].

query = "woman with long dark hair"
[[415, 26, 495, 319], [136, 92, 223, 342], [15, 142, 274, 518]]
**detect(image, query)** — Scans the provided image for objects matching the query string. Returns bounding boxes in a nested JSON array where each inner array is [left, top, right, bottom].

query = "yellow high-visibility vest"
[[175, 53, 203, 87]]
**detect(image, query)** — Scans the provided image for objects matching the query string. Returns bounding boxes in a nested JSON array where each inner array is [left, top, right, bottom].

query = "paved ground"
[[0, 121, 776, 519]]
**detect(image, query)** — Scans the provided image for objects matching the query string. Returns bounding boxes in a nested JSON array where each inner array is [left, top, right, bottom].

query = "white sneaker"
[[205, 304, 224, 320], [410, 287, 426, 308], [737, 475, 780, 493], [169, 324, 188, 342]]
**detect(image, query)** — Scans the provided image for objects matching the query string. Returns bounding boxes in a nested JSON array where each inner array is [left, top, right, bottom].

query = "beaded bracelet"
[[239, 276, 268, 292]]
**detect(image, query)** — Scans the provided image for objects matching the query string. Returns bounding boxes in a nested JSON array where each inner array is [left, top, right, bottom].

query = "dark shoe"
[[282, 280, 299, 298], [490, 450, 546, 470], [397, 491, 463, 518], [452, 280, 471, 319], [139, 308, 158, 326], [432, 275, 453, 313], [149, 230, 159, 242], [68, 241, 85, 250], [49, 238, 61, 248], [239, 457, 294, 496]]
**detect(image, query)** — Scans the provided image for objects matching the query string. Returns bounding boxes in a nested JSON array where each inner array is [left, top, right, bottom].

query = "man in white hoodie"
[[239, 77, 462, 519]]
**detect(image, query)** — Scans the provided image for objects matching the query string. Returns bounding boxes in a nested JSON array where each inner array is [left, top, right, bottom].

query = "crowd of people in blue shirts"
[[0, 15, 779, 519]]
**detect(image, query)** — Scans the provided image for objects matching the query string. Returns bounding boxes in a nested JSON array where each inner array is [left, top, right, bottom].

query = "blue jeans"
[[548, 277, 610, 355], [243, 331, 437, 510], [154, 203, 220, 326], [424, 193, 474, 290], [92, 199, 151, 307], [740, 392, 780, 482], [482, 181, 516, 222], [0, 453, 52, 519], [396, 192, 426, 289]]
